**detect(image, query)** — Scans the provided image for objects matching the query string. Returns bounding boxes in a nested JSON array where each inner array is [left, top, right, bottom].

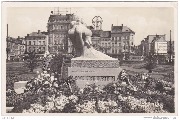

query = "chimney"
[[38, 30, 41, 34], [18, 36, 20, 39], [27, 34, 29, 37], [112, 24, 113, 27], [122, 24, 123, 27]]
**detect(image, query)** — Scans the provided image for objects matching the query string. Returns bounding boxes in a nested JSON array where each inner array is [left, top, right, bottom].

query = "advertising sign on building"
[[155, 42, 167, 54]]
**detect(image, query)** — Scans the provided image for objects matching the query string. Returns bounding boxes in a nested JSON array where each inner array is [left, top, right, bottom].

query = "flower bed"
[[6, 54, 175, 113]]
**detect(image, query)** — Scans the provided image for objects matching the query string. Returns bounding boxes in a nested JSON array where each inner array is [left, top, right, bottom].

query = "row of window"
[[49, 25, 70, 30], [27, 37, 46, 40], [54, 34, 67, 38], [27, 41, 46, 45], [28, 47, 46, 51], [54, 40, 64, 45], [101, 41, 133, 47], [49, 19, 70, 23], [111, 36, 131, 41], [112, 49, 121, 54]]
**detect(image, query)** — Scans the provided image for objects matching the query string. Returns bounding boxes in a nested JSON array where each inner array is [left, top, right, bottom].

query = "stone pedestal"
[[68, 58, 122, 89], [14, 81, 28, 94]]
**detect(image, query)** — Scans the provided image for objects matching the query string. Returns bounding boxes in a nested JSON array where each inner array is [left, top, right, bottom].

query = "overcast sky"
[[7, 7, 174, 45]]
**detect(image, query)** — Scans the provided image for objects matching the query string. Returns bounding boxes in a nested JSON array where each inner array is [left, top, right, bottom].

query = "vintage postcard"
[[1, 1, 178, 118]]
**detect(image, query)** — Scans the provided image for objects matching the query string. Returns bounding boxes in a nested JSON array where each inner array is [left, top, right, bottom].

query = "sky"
[[7, 7, 174, 45]]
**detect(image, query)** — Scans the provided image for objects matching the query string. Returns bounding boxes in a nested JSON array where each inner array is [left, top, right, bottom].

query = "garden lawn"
[[6, 62, 42, 90], [121, 62, 174, 81]]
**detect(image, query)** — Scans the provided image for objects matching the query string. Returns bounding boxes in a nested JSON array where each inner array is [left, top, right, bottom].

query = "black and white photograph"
[[1, 1, 178, 117]]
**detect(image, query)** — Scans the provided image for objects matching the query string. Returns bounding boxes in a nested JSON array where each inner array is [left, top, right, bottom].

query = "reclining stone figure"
[[68, 19, 115, 60]]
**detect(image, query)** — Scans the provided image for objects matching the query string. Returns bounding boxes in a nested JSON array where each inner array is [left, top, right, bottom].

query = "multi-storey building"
[[47, 12, 76, 54], [88, 24, 135, 59], [7, 36, 26, 61], [91, 29, 103, 51], [136, 40, 147, 56], [110, 24, 135, 58], [150, 35, 167, 55], [99, 31, 111, 54], [25, 30, 48, 55], [144, 34, 166, 56], [150, 34, 167, 64]]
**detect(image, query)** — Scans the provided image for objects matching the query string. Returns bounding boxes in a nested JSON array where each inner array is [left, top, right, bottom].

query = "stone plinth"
[[68, 58, 121, 89], [14, 81, 28, 94], [71, 59, 119, 68]]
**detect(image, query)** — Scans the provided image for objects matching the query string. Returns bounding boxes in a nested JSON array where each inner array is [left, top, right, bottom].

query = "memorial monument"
[[68, 17, 122, 89]]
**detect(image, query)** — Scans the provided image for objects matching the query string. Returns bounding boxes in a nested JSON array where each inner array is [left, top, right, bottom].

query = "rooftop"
[[100, 31, 111, 38], [152, 35, 166, 43], [111, 24, 135, 34], [91, 30, 103, 37], [48, 13, 77, 22], [26, 30, 47, 37]]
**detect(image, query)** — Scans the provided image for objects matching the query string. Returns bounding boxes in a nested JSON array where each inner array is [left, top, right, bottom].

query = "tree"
[[25, 51, 38, 72], [48, 53, 63, 74], [145, 53, 156, 73]]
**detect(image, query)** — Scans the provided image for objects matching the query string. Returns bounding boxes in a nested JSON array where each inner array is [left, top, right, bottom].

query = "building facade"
[[25, 30, 48, 55], [110, 24, 135, 58], [143, 35, 166, 56], [7, 36, 26, 61], [88, 24, 135, 59], [150, 34, 167, 64], [150, 35, 167, 55], [99, 31, 111, 54], [47, 12, 76, 54], [91, 29, 103, 51]]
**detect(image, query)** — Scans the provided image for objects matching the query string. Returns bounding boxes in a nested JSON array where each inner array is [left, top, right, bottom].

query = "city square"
[[4, 6, 175, 114]]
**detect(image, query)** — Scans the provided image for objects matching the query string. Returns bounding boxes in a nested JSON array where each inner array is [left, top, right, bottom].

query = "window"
[[119, 49, 121, 53], [39, 41, 41, 45], [54, 40, 57, 45], [43, 47, 45, 51], [29, 41, 31, 45], [33, 41, 36, 45], [115, 49, 117, 54], [112, 43, 114, 47], [112, 37, 114, 41], [105, 43, 107, 47], [117, 37, 119, 40], [119, 43, 121, 46], [112, 49, 114, 54], [43, 41, 45, 45], [29, 47, 31, 51], [126, 36, 129, 40], [102, 43, 104, 46], [123, 45, 126, 50]]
